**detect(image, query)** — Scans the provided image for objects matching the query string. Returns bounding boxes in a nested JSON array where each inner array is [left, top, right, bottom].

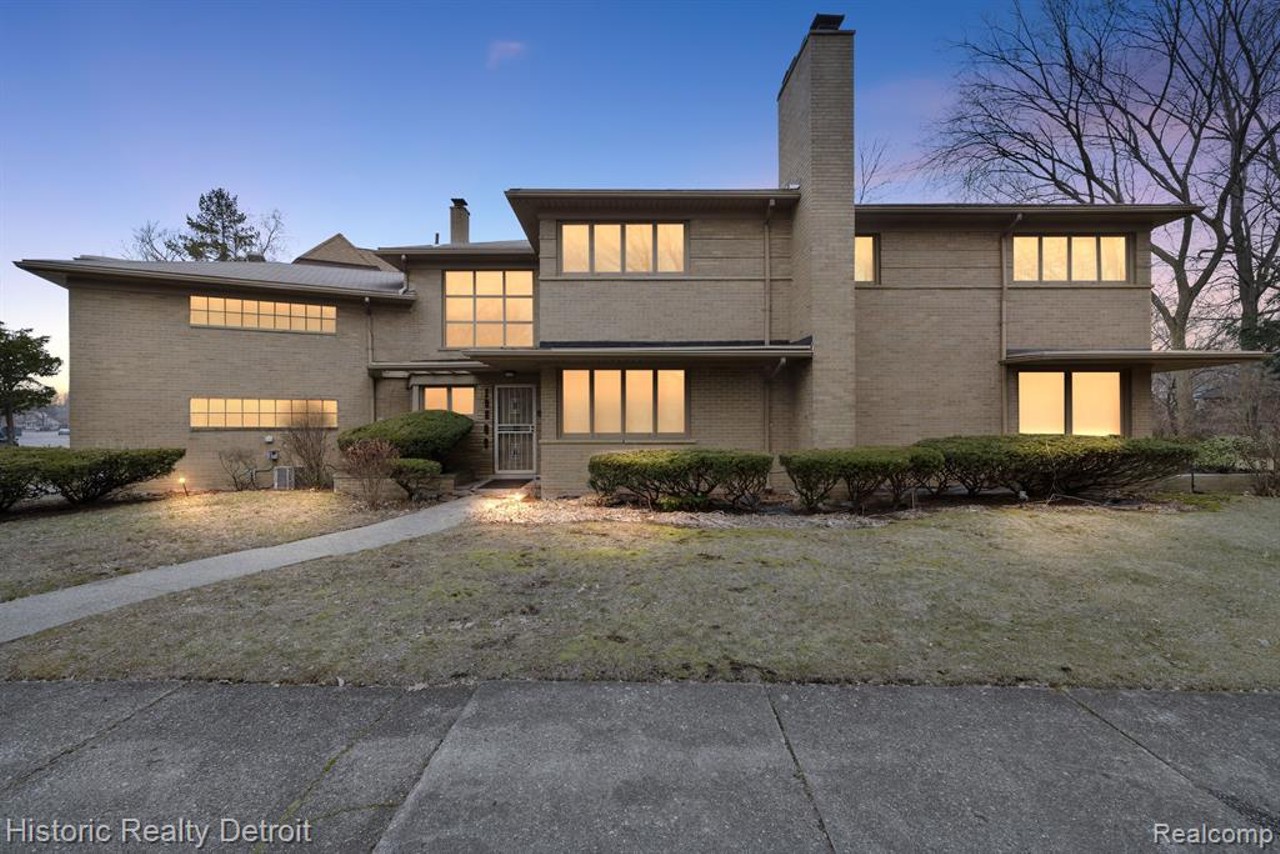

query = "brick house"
[[16, 15, 1265, 495]]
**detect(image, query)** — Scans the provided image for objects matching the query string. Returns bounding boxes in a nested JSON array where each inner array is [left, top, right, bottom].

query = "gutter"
[[365, 297, 377, 421], [764, 197, 776, 346], [999, 213, 1023, 433]]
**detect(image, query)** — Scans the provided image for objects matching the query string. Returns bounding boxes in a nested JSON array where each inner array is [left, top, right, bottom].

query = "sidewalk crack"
[[1063, 689, 1279, 833], [766, 687, 837, 854]]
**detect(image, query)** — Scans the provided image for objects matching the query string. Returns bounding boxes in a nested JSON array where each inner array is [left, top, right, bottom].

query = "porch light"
[[178, 476, 189, 497]]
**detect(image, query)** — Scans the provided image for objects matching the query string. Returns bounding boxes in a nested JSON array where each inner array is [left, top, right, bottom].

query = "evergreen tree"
[[166, 188, 262, 261], [0, 324, 62, 445]]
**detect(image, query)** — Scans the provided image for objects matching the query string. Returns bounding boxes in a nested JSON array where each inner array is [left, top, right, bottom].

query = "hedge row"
[[588, 449, 774, 510], [337, 410, 473, 463], [782, 435, 1194, 510], [0, 447, 186, 511]]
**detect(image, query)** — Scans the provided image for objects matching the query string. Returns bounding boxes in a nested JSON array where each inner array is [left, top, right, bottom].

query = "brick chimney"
[[777, 13, 856, 449], [449, 198, 470, 244]]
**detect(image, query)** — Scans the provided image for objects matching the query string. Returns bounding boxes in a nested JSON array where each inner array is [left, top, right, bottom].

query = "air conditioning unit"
[[273, 466, 296, 490]]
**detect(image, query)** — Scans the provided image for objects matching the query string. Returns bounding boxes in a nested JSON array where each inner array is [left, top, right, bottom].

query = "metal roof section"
[[15, 257, 413, 302], [505, 188, 803, 248], [1002, 348, 1272, 372]]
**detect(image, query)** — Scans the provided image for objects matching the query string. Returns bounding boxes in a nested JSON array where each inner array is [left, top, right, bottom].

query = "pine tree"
[[166, 188, 262, 261]]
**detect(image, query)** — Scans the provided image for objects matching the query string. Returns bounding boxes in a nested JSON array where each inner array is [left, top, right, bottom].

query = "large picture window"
[[190, 296, 336, 334], [444, 270, 534, 348], [561, 369, 686, 436], [1013, 235, 1128, 282], [1018, 371, 1122, 436], [560, 223, 685, 274], [190, 398, 337, 429]]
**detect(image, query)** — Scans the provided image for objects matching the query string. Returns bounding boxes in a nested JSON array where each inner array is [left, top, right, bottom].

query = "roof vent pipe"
[[450, 198, 470, 244]]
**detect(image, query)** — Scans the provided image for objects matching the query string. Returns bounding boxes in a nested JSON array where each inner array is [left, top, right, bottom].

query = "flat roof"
[[464, 342, 813, 369], [859, 203, 1201, 229], [1003, 349, 1271, 372], [16, 257, 413, 302], [373, 240, 534, 269]]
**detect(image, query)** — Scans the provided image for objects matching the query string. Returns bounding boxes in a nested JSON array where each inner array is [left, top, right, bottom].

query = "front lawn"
[[0, 491, 410, 602], [3, 497, 1276, 690]]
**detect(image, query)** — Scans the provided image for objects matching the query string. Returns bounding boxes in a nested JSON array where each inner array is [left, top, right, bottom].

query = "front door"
[[494, 385, 537, 475]]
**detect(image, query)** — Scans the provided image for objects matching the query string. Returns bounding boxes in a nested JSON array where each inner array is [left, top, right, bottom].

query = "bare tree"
[[255, 209, 288, 260], [925, 0, 1280, 430], [126, 221, 185, 261], [856, 137, 894, 204]]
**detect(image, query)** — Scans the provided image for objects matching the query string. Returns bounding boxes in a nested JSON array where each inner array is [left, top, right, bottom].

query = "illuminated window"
[[443, 270, 534, 348], [559, 223, 685, 274], [190, 398, 337, 429], [189, 296, 336, 334], [561, 369, 686, 436], [1012, 236, 1128, 282], [854, 235, 877, 282], [421, 386, 475, 416], [1018, 371, 1123, 435]]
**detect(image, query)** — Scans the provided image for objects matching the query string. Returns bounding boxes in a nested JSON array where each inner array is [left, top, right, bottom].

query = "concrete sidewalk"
[[0, 680, 1276, 852], [0, 495, 482, 644]]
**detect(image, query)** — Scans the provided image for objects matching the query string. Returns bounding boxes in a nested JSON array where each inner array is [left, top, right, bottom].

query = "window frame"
[[189, 397, 338, 430], [558, 368, 690, 439], [441, 269, 536, 350], [189, 295, 337, 335], [1011, 234, 1131, 283], [419, 385, 477, 416], [558, 222, 688, 276], [1015, 369, 1130, 436], [853, 233, 879, 283]]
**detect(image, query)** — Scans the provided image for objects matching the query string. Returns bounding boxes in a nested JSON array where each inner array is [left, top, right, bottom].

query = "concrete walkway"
[[0, 680, 1275, 852], [0, 495, 483, 644]]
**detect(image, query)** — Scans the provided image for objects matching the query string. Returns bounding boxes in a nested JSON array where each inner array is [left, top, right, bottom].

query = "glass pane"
[[190, 310, 208, 326], [505, 323, 534, 347], [1072, 372, 1122, 436], [322, 400, 337, 413], [1100, 236, 1126, 281], [445, 270, 473, 295], [656, 370, 685, 433], [445, 297, 473, 321], [506, 270, 533, 295], [225, 299, 242, 313], [243, 399, 259, 413], [306, 317, 322, 332], [475, 324, 504, 347], [208, 311, 226, 327], [445, 323, 473, 347], [208, 297, 225, 311], [1013, 236, 1039, 281], [452, 387, 475, 415], [190, 398, 208, 414], [562, 370, 591, 434], [1042, 237, 1068, 281], [1019, 373, 1066, 434], [625, 370, 654, 433], [561, 225, 589, 273], [291, 304, 306, 317], [506, 297, 533, 322], [1071, 236, 1098, 281], [476, 271, 503, 295], [321, 305, 336, 319], [321, 319, 336, 333], [854, 235, 876, 282], [476, 297, 504, 322], [657, 223, 684, 273], [190, 296, 208, 310], [423, 388, 448, 410], [594, 224, 621, 272], [593, 370, 622, 433], [625, 223, 653, 273]]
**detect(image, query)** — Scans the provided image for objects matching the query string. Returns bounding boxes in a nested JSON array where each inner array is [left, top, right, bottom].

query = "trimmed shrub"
[[1193, 436, 1255, 473], [38, 448, 186, 505], [779, 450, 844, 512], [1003, 435, 1194, 498], [390, 458, 444, 501], [916, 436, 1023, 496], [0, 451, 49, 511], [337, 410, 473, 464], [781, 447, 945, 511], [587, 449, 773, 510]]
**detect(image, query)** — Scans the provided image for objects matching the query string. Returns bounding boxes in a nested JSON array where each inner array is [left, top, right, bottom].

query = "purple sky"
[[0, 1, 1007, 391]]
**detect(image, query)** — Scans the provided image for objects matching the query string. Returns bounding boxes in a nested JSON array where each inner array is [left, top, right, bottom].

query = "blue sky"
[[0, 0, 1007, 391]]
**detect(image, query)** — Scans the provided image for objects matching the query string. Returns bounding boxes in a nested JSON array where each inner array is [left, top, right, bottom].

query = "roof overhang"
[[857, 204, 1201, 231], [1002, 349, 1272, 372], [372, 242, 536, 270], [463, 344, 813, 370], [15, 261, 416, 304], [505, 189, 802, 249], [368, 360, 492, 378]]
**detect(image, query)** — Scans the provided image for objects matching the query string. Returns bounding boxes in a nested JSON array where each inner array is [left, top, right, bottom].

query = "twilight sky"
[[0, 0, 1008, 391]]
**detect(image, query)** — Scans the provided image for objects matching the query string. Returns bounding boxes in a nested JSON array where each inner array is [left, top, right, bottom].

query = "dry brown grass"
[[0, 490, 410, 601], [3, 497, 1277, 690]]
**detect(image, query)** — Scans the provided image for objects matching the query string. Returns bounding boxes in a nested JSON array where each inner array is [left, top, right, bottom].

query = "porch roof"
[[464, 342, 813, 369], [1002, 349, 1272, 372]]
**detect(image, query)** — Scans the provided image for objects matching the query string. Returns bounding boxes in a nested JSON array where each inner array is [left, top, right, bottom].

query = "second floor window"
[[1013, 235, 1128, 282], [190, 296, 336, 334], [854, 235, 877, 282], [444, 270, 534, 348], [560, 223, 685, 274]]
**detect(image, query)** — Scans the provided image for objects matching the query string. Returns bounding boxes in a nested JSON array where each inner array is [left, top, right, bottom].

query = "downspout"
[[764, 357, 787, 455], [999, 213, 1023, 434], [763, 198, 776, 346], [365, 297, 376, 422]]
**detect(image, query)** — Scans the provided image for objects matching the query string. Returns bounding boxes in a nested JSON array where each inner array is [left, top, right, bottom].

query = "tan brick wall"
[[68, 279, 373, 491]]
